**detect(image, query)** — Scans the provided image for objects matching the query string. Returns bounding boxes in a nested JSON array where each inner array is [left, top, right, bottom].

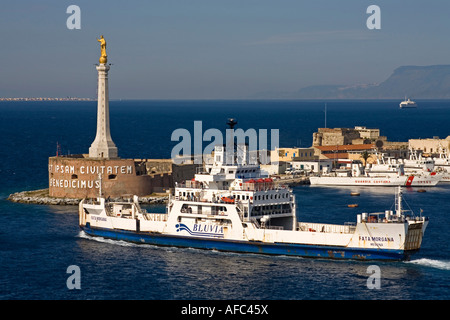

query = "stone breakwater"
[[7, 189, 168, 206]]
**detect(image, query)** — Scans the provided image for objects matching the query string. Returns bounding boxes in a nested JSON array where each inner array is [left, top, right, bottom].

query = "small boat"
[[347, 204, 359, 208]]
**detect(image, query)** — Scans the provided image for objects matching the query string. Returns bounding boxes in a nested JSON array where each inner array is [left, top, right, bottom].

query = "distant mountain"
[[252, 65, 450, 99]]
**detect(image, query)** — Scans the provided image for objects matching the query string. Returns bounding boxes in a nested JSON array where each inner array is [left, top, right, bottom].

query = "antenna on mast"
[[56, 142, 62, 157]]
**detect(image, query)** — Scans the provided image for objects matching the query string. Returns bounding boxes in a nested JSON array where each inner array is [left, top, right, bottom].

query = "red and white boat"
[[310, 159, 442, 187]]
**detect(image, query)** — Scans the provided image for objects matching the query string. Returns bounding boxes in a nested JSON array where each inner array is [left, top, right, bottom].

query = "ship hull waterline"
[[80, 225, 415, 261]]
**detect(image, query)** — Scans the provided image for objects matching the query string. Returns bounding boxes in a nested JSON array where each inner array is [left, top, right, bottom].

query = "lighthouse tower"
[[89, 35, 118, 159]]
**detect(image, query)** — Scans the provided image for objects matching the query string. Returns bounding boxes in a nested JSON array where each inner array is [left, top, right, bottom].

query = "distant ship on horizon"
[[400, 97, 417, 108]]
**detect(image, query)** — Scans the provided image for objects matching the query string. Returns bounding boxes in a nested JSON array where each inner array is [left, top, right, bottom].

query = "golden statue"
[[97, 35, 107, 64]]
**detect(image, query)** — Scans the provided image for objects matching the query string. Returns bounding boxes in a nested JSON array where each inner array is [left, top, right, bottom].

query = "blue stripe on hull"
[[80, 226, 410, 261]]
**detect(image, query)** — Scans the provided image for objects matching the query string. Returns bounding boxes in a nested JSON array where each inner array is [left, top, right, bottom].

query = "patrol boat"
[[79, 144, 428, 261]]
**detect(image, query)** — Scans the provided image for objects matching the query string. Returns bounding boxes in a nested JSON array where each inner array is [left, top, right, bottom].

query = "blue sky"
[[1, 0, 450, 99]]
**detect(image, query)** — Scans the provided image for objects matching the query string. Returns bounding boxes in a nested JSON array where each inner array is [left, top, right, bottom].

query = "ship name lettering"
[[359, 236, 394, 242], [193, 224, 224, 234]]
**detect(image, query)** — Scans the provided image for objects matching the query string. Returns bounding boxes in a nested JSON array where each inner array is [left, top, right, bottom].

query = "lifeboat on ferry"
[[243, 179, 256, 191], [221, 196, 235, 204], [256, 178, 265, 190]]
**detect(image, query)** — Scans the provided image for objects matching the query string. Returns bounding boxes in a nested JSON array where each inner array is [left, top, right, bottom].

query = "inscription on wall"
[[49, 164, 133, 189]]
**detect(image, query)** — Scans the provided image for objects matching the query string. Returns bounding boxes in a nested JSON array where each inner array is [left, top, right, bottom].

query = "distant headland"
[[0, 97, 94, 101], [251, 65, 450, 99]]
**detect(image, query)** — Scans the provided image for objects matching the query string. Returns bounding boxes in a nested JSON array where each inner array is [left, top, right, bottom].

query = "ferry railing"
[[142, 213, 168, 222], [297, 222, 355, 234]]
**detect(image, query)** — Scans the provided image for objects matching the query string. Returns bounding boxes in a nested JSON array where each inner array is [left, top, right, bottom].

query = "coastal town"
[[8, 123, 450, 205], [0, 97, 93, 101]]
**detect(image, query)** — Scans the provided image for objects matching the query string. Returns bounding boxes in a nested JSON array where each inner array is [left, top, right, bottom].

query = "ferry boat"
[[310, 160, 408, 186], [367, 156, 443, 187], [399, 97, 417, 108], [79, 144, 428, 261]]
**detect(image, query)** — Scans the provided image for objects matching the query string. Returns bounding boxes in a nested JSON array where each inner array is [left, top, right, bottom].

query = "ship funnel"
[[226, 118, 238, 129]]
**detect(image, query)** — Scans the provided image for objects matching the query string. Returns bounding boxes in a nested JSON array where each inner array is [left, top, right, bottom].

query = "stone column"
[[89, 63, 118, 159]]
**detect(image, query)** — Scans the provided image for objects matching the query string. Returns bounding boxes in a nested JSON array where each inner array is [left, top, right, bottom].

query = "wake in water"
[[78, 230, 147, 248], [407, 258, 450, 270], [78, 230, 209, 254]]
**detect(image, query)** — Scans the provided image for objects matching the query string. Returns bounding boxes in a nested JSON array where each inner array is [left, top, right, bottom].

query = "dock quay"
[[273, 175, 310, 186]]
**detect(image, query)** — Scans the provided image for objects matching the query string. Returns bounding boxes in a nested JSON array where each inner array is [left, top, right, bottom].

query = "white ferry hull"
[[405, 173, 443, 186], [80, 223, 422, 261], [441, 173, 450, 183], [310, 173, 441, 187], [79, 199, 428, 261], [309, 176, 407, 186]]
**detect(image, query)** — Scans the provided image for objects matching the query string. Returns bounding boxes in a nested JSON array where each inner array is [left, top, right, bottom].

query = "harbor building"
[[409, 136, 450, 156], [49, 37, 198, 199], [313, 144, 377, 164], [312, 126, 382, 146], [290, 159, 333, 174], [272, 147, 316, 162]]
